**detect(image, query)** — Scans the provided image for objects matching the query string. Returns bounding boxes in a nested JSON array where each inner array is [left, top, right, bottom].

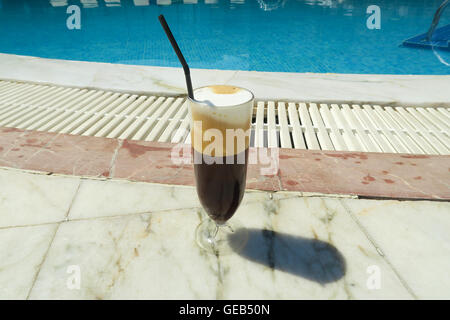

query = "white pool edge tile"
[[1, 53, 449, 107]]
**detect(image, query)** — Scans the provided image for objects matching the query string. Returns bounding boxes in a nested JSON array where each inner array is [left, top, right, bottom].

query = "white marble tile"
[[29, 210, 219, 299], [229, 71, 450, 107], [0, 224, 57, 299], [68, 179, 201, 219], [92, 63, 237, 95], [242, 189, 303, 204], [341, 198, 450, 299], [29, 189, 414, 299], [0, 53, 236, 97], [1, 53, 448, 107], [220, 197, 413, 299], [0, 169, 80, 227], [0, 54, 100, 89], [68, 179, 297, 220], [2, 168, 445, 299]]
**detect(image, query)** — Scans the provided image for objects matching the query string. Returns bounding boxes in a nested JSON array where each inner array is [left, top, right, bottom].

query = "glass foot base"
[[195, 218, 248, 255]]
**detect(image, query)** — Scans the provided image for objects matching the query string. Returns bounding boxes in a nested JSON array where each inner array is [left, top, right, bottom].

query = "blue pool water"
[[0, 0, 449, 74]]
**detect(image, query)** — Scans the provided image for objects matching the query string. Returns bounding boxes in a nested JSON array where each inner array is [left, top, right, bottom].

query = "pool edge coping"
[[1, 53, 450, 107]]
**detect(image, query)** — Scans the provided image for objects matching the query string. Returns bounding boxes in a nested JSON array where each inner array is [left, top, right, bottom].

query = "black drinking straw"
[[158, 15, 194, 100]]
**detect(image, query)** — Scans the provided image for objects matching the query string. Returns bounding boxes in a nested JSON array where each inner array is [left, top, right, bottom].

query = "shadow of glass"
[[228, 228, 346, 284]]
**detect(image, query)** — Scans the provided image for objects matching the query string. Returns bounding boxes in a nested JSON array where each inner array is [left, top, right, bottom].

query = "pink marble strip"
[[0, 127, 448, 200], [0, 127, 119, 177], [277, 150, 449, 200]]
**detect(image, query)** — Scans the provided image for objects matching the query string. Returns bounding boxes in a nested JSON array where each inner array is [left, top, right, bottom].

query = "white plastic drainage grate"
[[0, 80, 449, 155]]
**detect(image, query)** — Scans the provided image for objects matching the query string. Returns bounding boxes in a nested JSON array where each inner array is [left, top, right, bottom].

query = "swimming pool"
[[0, 0, 449, 74]]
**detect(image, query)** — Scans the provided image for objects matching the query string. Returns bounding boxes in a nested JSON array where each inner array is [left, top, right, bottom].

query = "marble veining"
[[341, 198, 450, 299], [0, 169, 80, 228], [0, 168, 449, 299], [0, 224, 57, 299]]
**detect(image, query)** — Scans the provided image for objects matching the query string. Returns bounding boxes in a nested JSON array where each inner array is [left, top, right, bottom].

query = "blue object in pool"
[[402, 24, 450, 50]]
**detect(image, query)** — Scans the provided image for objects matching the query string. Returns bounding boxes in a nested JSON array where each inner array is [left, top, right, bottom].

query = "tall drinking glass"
[[189, 85, 254, 255]]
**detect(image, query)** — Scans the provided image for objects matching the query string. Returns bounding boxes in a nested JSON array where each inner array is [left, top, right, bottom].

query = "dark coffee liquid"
[[193, 148, 249, 224]]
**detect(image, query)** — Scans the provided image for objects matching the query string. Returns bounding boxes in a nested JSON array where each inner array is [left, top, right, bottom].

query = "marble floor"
[[0, 167, 449, 300]]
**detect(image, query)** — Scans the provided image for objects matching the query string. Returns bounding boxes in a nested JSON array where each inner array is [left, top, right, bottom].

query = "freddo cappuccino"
[[189, 85, 254, 224]]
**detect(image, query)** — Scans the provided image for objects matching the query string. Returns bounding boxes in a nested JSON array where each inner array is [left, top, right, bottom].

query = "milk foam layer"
[[194, 86, 253, 107], [191, 86, 253, 127], [190, 85, 254, 156]]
